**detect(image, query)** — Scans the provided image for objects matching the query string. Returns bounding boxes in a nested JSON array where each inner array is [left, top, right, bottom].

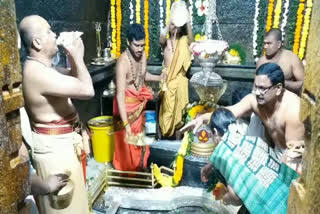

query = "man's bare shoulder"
[[281, 49, 300, 61], [282, 90, 301, 116], [23, 61, 53, 83], [116, 52, 129, 67], [256, 55, 267, 68]]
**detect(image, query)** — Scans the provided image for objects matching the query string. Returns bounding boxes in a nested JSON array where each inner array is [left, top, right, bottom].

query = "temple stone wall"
[[15, 0, 110, 64], [193, 0, 255, 64], [15, 0, 256, 64]]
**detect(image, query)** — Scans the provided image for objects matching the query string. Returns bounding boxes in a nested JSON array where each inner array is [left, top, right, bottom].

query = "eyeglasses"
[[252, 85, 275, 95]]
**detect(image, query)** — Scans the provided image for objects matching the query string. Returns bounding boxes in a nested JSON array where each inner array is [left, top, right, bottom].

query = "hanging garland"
[[159, 0, 164, 29], [293, 0, 305, 54], [255, 0, 267, 59], [273, 0, 282, 29], [153, 132, 191, 187], [188, 0, 194, 27], [280, 0, 290, 40], [285, 0, 299, 50], [298, 0, 313, 59], [144, 0, 149, 58], [136, 0, 141, 24], [252, 0, 261, 60], [266, 0, 275, 32], [129, 0, 134, 24], [166, 0, 171, 26], [150, 0, 161, 61], [111, 0, 117, 58], [116, 0, 122, 57], [120, 0, 129, 53]]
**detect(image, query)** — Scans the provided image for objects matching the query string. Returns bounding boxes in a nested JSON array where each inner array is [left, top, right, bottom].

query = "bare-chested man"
[[159, 0, 194, 137], [182, 62, 305, 159], [113, 24, 161, 172], [257, 28, 304, 95], [20, 15, 93, 214]]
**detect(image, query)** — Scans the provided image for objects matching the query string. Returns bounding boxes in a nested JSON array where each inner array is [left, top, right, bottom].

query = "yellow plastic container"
[[88, 116, 114, 163]]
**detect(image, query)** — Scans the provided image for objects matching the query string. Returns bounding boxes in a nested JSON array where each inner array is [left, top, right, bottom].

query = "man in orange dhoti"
[[159, 0, 193, 137], [113, 87, 153, 171], [113, 24, 162, 171]]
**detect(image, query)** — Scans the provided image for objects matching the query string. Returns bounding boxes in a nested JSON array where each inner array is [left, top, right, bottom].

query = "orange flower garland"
[[298, 0, 313, 59], [273, 0, 282, 28], [144, 0, 149, 58], [116, 0, 122, 57], [111, 0, 117, 58], [136, 0, 141, 24], [266, 0, 275, 32], [166, 0, 171, 26], [293, 0, 305, 54]]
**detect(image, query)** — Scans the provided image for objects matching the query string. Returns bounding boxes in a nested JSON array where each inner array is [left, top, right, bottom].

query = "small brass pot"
[[48, 171, 74, 210]]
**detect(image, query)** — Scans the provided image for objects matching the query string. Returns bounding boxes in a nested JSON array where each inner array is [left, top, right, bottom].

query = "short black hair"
[[266, 28, 282, 42], [127, 24, 145, 42], [256, 63, 285, 86], [209, 108, 236, 137]]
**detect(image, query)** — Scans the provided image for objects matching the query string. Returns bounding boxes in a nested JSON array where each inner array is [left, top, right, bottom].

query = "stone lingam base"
[[91, 140, 240, 213], [93, 186, 239, 214], [148, 140, 209, 188]]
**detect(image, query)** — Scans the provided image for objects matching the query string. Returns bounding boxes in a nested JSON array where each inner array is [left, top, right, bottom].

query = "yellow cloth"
[[159, 36, 192, 137], [32, 131, 90, 214]]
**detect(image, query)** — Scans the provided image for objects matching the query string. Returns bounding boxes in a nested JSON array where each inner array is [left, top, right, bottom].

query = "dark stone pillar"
[[287, 0, 320, 212], [0, 1, 30, 213]]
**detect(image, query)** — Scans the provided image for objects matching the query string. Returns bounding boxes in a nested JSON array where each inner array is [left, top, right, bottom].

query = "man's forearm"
[[201, 112, 212, 123], [116, 93, 128, 123], [285, 80, 303, 95], [145, 72, 161, 82], [31, 173, 50, 196], [69, 57, 94, 93]]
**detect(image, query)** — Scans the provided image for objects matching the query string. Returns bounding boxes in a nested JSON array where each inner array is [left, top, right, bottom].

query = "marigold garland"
[[293, 0, 305, 54], [116, 0, 122, 57], [166, 0, 171, 25], [144, 0, 149, 58], [153, 132, 191, 187], [298, 0, 313, 59], [188, 104, 205, 119], [136, 0, 141, 24], [111, 0, 117, 58], [266, 0, 275, 32], [273, 0, 282, 29]]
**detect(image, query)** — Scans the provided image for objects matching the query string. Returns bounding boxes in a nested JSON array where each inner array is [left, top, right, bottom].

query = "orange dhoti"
[[113, 86, 153, 171]]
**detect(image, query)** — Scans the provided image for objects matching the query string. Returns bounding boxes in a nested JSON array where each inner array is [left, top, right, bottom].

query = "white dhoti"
[[32, 131, 90, 214], [246, 113, 266, 141]]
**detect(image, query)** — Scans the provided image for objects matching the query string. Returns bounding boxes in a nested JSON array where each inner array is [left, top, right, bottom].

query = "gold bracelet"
[[123, 120, 129, 127]]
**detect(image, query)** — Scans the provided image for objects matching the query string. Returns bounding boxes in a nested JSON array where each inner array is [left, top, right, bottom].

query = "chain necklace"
[[170, 38, 175, 54], [26, 56, 51, 67], [127, 49, 143, 90]]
